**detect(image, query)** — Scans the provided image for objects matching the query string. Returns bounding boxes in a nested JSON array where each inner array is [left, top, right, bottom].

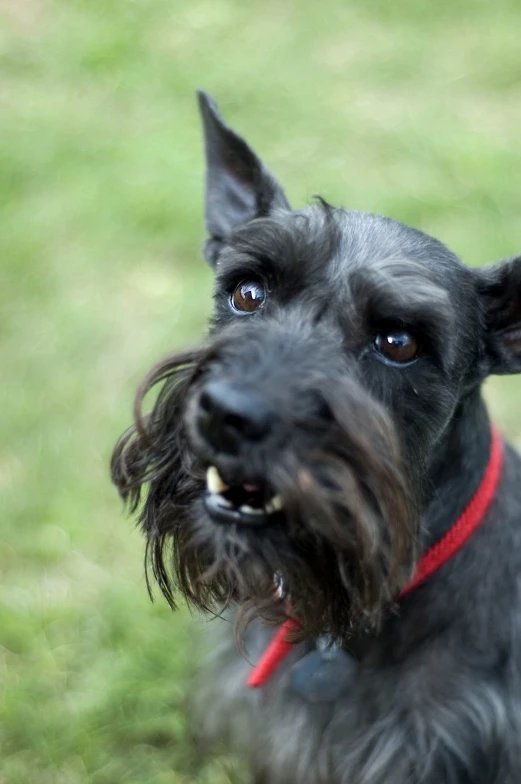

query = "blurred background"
[[2, 0, 521, 781]]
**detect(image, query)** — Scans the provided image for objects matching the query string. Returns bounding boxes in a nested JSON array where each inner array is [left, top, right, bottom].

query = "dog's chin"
[[175, 481, 368, 643], [182, 501, 372, 645], [135, 436, 417, 643], [176, 495, 290, 631]]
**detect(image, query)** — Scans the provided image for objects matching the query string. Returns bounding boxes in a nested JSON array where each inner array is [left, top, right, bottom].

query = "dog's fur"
[[112, 92, 521, 783]]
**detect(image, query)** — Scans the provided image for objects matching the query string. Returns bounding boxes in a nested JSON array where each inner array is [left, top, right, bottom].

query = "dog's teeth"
[[206, 466, 229, 494], [216, 495, 232, 508], [239, 504, 265, 516], [265, 494, 284, 514]]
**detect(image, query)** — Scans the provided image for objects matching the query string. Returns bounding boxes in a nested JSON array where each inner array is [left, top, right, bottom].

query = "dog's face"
[[112, 93, 521, 642]]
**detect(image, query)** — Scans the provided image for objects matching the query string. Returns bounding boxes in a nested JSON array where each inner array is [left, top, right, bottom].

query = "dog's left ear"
[[197, 90, 290, 266], [477, 255, 521, 375]]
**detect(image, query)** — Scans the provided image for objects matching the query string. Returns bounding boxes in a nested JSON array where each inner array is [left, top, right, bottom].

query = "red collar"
[[248, 426, 504, 689]]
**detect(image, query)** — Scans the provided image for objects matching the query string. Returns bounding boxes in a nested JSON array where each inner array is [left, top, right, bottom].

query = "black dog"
[[112, 92, 521, 783]]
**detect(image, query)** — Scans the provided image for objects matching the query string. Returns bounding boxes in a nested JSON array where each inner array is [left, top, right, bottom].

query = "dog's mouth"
[[204, 465, 284, 526]]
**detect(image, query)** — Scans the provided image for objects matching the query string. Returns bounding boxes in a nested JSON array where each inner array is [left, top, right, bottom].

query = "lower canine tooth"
[[265, 494, 283, 514], [207, 466, 229, 494], [239, 504, 264, 516]]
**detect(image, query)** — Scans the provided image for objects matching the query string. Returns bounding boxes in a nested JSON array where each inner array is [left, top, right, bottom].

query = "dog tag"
[[289, 642, 358, 703]]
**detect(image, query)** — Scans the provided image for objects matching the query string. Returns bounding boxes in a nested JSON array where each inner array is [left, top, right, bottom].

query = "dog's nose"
[[197, 381, 274, 454]]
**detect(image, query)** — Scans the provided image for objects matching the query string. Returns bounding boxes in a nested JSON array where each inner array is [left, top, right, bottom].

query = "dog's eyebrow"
[[215, 249, 273, 285], [350, 258, 455, 360], [222, 209, 341, 276]]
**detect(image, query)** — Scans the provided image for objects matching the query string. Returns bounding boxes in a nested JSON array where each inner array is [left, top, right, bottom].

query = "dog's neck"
[[422, 389, 492, 551]]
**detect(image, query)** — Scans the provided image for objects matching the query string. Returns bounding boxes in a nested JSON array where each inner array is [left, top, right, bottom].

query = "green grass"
[[2, 0, 521, 780]]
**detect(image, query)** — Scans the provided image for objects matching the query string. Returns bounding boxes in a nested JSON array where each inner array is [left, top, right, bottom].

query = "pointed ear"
[[477, 255, 521, 374], [197, 91, 290, 266]]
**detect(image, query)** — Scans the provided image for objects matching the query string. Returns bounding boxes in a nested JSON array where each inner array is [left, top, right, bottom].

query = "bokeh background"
[[2, 0, 521, 781]]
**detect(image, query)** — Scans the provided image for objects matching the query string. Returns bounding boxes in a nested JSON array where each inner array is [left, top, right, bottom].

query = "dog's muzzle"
[[197, 380, 275, 454], [196, 379, 284, 527]]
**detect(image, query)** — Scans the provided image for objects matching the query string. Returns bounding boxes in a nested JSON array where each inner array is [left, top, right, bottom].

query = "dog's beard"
[[112, 348, 417, 644]]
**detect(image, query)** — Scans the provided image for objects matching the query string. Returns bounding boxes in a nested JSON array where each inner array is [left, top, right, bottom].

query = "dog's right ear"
[[197, 91, 290, 266]]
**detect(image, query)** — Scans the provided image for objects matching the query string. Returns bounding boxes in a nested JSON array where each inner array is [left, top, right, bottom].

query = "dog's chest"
[[195, 618, 422, 783]]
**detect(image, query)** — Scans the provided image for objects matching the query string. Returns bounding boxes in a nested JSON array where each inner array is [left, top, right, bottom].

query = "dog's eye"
[[230, 280, 266, 313], [374, 331, 419, 364]]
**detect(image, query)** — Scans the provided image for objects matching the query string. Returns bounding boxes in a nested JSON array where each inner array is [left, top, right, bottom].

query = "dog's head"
[[112, 92, 521, 642]]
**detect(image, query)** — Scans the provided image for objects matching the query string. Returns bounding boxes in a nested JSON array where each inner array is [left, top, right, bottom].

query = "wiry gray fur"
[[192, 446, 521, 783], [111, 93, 521, 783]]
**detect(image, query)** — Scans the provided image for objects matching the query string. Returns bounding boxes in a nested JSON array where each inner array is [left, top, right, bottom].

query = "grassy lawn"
[[2, 0, 521, 781]]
